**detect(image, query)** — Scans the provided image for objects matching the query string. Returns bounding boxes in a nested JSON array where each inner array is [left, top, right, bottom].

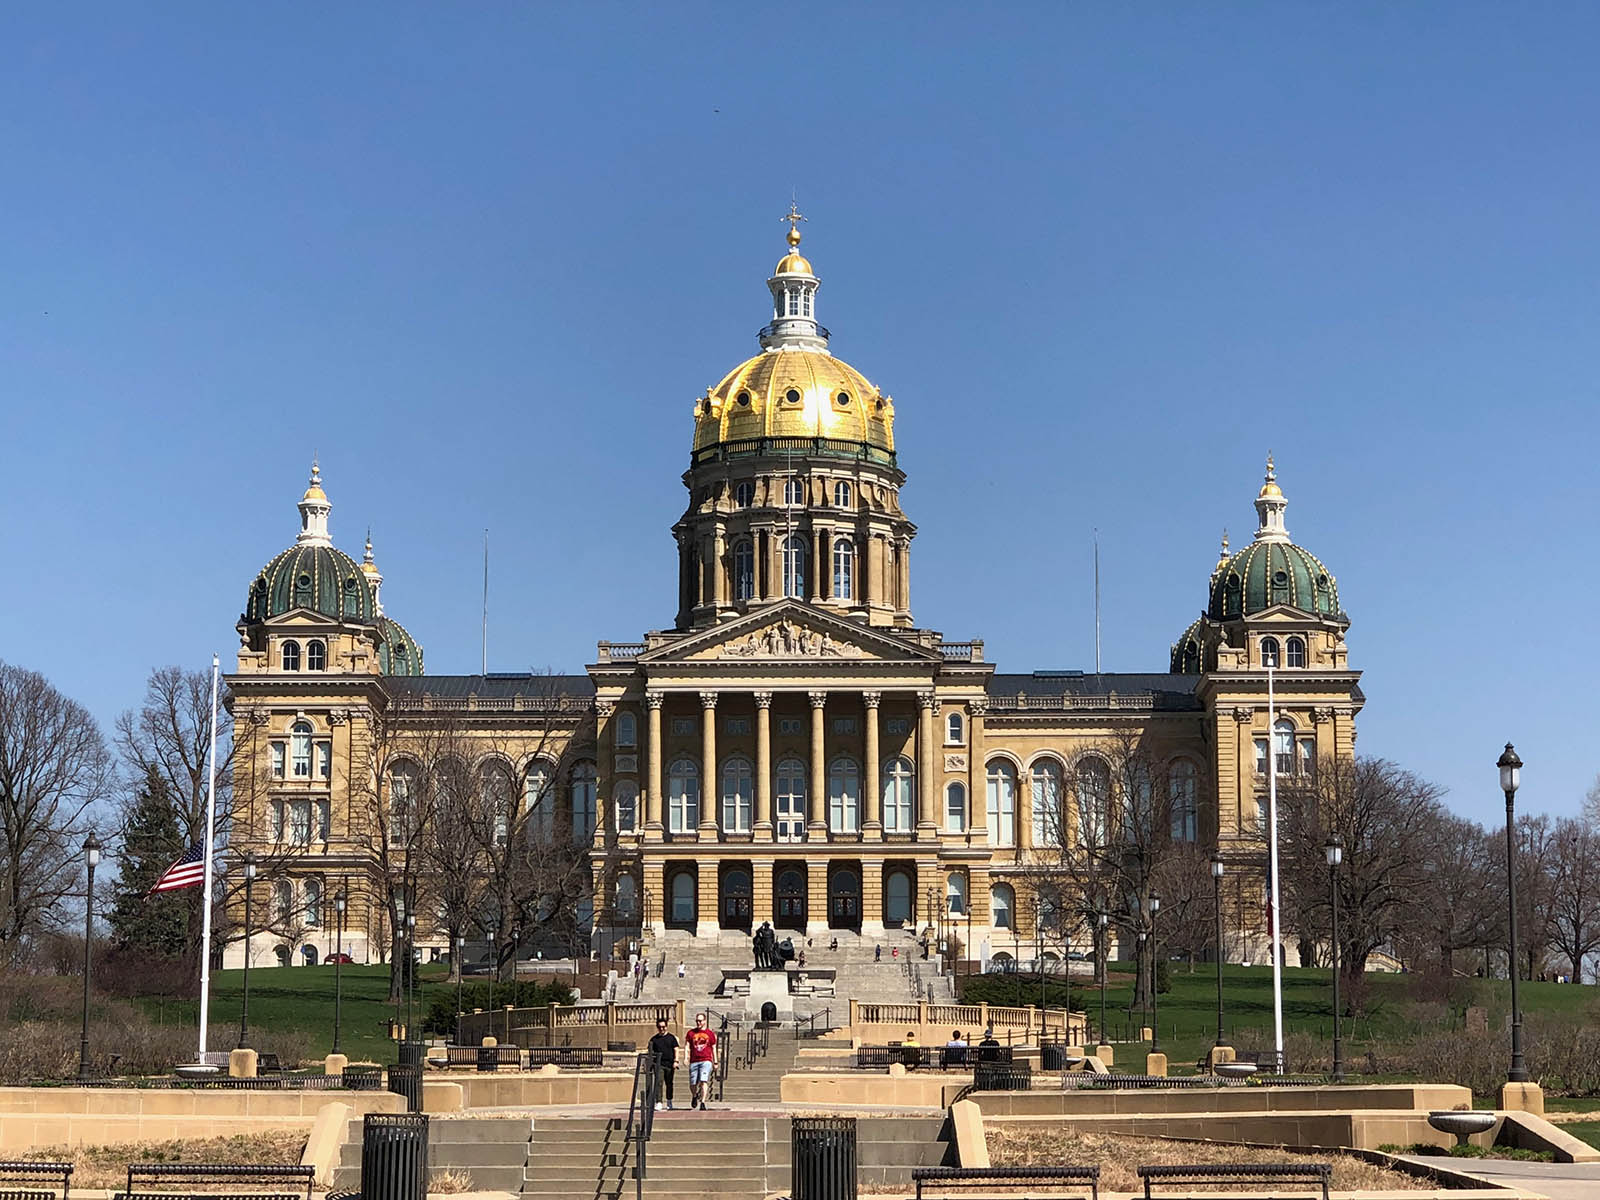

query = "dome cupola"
[[244, 462, 378, 624], [1207, 457, 1341, 620]]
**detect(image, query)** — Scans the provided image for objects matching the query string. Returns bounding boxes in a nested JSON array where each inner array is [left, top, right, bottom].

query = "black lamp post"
[[332, 887, 346, 1054], [487, 928, 496, 1015], [455, 933, 466, 1039], [238, 853, 256, 1048], [1498, 743, 1529, 1083], [404, 913, 416, 1040], [1136, 929, 1148, 1043], [1096, 910, 1108, 1047], [1325, 834, 1344, 1082], [1148, 893, 1161, 1054], [78, 832, 102, 1081], [1036, 898, 1046, 1014], [1211, 854, 1226, 1049]]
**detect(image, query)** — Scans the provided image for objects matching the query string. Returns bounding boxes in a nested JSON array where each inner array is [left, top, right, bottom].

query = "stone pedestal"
[[745, 969, 794, 1020], [1205, 1045, 1236, 1071], [1501, 1081, 1545, 1114], [228, 1048, 258, 1079], [1139, 1026, 1153, 1042], [324, 1053, 348, 1077], [1094, 1044, 1114, 1066], [1145, 1052, 1168, 1077]]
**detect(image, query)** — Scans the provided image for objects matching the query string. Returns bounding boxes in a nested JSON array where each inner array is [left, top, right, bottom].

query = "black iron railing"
[[623, 1054, 660, 1200], [692, 436, 897, 470]]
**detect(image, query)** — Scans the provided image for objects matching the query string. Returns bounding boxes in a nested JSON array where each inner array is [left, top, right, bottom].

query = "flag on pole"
[[151, 843, 206, 894]]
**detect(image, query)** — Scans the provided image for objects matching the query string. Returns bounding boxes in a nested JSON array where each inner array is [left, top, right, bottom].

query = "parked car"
[[326, 952, 353, 963]]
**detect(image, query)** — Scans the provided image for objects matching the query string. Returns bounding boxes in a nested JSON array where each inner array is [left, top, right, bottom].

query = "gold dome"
[[1259, 481, 1283, 498], [693, 349, 894, 452], [774, 251, 813, 275]]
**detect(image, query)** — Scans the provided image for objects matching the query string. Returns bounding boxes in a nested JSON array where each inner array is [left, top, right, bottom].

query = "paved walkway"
[[1402, 1154, 1600, 1199]]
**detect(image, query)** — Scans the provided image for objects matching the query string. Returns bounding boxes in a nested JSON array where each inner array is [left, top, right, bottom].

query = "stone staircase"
[[331, 1116, 532, 1194], [717, 1026, 800, 1107]]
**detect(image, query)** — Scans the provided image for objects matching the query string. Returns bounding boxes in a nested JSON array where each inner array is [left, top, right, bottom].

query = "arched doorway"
[[776, 866, 806, 930], [721, 867, 752, 931], [828, 868, 860, 929], [884, 868, 913, 929], [668, 869, 697, 930], [301, 944, 319, 966], [274, 945, 291, 967]]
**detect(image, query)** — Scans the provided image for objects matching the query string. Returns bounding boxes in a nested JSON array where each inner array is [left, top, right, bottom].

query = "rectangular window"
[[270, 743, 285, 778], [831, 718, 857, 735], [316, 742, 331, 780], [271, 800, 284, 842], [1299, 739, 1315, 778], [1256, 797, 1270, 832], [778, 718, 803, 735], [317, 799, 330, 842], [289, 800, 312, 845], [725, 718, 751, 735], [1254, 737, 1268, 777], [672, 717, 696, 736], [886, 719, 909, 735]]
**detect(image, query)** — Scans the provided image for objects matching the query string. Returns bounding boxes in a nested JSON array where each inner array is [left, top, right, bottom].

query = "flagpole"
[[1266, 663, 1284, 1072], [198, 654, 220, 1062]]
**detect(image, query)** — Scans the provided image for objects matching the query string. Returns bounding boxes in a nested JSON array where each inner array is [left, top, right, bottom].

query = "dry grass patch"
[[987, 1126, 1427, 1193], [20, 1132, 307, 1190]]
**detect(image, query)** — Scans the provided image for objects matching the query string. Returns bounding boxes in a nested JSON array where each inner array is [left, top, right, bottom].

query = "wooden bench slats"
[[913, 1166, 1099, 1200], [1137, 1162, 1329, 1200]]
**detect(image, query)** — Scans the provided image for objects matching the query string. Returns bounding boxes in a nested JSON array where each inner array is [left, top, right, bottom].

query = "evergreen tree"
[[108, 766, 192, 957]]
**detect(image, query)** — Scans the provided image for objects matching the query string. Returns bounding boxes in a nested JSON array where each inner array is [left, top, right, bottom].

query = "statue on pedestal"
[[752, 921, 777, 970]]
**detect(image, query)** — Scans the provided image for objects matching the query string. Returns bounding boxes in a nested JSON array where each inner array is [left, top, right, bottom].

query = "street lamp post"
[[1036, 898, 1046, 1015], [1136, 929, 1148, 1043], [1148, 893, 1162, 1054], [1498, 743, 1529, 1083], [78, 833, 102, 1081], [1096, 910, 1108, 1047], [1211, 855, 1226, 1049], [455, 933, 466, 1040], [404, 913, 416, 1040], [238, 853, 256, 1048], [333, 887, 346, 1054], [487, 929, 496, 1015], [1325, 834, 1345, 1082]]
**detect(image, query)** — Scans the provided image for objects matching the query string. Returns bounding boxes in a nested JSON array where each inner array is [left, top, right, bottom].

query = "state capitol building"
[[223, 217, 1363, 971]]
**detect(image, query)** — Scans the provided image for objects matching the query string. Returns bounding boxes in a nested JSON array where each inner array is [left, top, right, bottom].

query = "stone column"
[[642, 858, 665, 938], [862, 692, 882, 841], [969, 699, 988, 841], [897, 537, 911, 614], [595, 700, 615, 851], [696, 859, 718, 939], [710, 528, 726, 608], [754, 693, 774, 842], [699, 692, 719, 838], [645, 692, 665, 841], [752, 858, 775, 926], [917, 690, 939, 838], [808, 692, 829, 837], [759, 528, 773, 602], [861, 859, 886, 938], [806, 858, 829, 939], [814, 526, 828, 601]]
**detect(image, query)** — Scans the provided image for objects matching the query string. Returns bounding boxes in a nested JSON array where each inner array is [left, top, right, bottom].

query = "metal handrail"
[[622, 1054, 660, 1200]]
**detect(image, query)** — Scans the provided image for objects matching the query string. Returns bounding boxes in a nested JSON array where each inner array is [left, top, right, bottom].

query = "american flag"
[[151, 843, 206, 894]]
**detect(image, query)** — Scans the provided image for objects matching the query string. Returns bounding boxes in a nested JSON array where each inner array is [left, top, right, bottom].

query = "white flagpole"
[[198, 654, 220, 1062], [1266, 663, 1284, 1071]]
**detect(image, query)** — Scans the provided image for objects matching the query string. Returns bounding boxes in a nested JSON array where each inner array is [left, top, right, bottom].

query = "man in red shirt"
[[685, 1012, 718, 1110]]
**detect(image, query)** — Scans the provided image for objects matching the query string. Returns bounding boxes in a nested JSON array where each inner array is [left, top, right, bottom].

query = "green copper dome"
[[246, 544, 379, 623], [1208, 540, 1339, 620], [376, 615, 425, 676], [1170, 618, 1203, 674]]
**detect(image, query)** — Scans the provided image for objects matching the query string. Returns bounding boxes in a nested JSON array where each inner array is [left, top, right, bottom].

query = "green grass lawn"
[[1560, 1121, 1600, 1151], [136, 962, 462, 1066]]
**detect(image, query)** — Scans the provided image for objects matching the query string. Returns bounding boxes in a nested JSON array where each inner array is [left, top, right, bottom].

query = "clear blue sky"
[[4, 4, 1596, 827]]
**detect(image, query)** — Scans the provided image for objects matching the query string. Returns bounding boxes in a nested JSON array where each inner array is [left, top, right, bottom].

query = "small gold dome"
[[1259, 480, 1283, 498], [693, 349, 894, 452], [774, 251, 813, 275], [302, 483, 328, 502]]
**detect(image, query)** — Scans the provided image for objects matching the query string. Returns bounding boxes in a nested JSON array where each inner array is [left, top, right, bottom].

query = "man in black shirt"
[[647, 1019, 679, 1110]]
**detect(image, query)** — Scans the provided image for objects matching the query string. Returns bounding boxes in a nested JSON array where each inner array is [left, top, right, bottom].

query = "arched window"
[[775, 757, 806, 843], [946, 872, 967, 916], [885, 870, 912, 926], [1170, 760, 1199, 841], [615, 874, 638, 920], [614, 780, 639, 835], [946, 712, 963, 744], [670, 872, 696, 923], [306, 640, 326, 671], [290, 721, 313, 779], [481, 762, 514, 846], [1030, 759, 1063, 846], [945, 781, 967, 833], [783, 477, 804, 506], [1261, 636, 1280, 668], [389, 761, 419, 842], [1286, 636, 1306, 668], [733, 539, 756, 601], [615, 712, 637, 749], [1076, 757, 1110, 846], [834, 481, 851, 508], [832, 539, 853, 600], [734, 481, 754, 508], [274, 945, 291, 967], [1273, 719, 1296, 777], [303, 878, 321, 926], [668, 759, 700, 834], [720, 756, 753, 834], [301, 944, 318, 966], [281, 640, 301, 672], [571, 762, 598, 845], [782, 534, 807, 597], [991, 883, 1015, 930], [882, 756, 915, 834], [525, 762, 554, 841], [274, 879, 293, 923], [828, 756, 860, 834], [986, 760, 1016, 847]]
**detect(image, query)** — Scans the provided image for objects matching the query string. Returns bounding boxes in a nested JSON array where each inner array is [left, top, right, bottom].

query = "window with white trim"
[[614, 780, 639, 834], [668, 759, 700, 833], [306, 640, 326, 671], [1261, 636, 1280, 668], [1076, 757, 1110, 846], [281, 641, 301, 672], [1286, 637, 1306, 668], [945, 781, 967, 832], [883, 756, 915, 833], [1170, 760, 1198, 841], [1030, 759, 1062, 846], [720, 756, 753, 833], [615, 712, 637, 748], [828, 756, 860, 834], [990, 883, 1015, 930], [946, 712, 964, 744], [986, 759, 1016, 847], [783, 534, 807, 597], [832, 538, 853, 600], [526, 762, 554, 841], [290, 721, 313, 778], [571, 762, 598, 844], [733, 539, 755, 601], [834, 481, 851, 507]]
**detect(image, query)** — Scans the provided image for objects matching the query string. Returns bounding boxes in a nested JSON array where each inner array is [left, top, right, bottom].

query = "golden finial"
[[1219, 528, 1230, 558], [781, 200, 806, 249], [310, 455, 321, 486], [1265, 451, 1275, 484], [364, 527, 374, 565]]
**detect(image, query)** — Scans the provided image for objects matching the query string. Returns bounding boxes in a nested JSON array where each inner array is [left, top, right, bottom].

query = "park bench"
[[1235, 1049, 1286, 1074], [444, 1045, 522, 1071], [972, 1061, 1032, 1091], [913, 1166, 1098, 1200], [525, 1046, 603, 1069], [255, 1053, 283, 1077], [0, 1161, 72, 1200], [1076, 1074, 1216, 1090], [118, 1164, 315, 1200], [1136, 1162, 1329, 1200], [856, 1045, 929, 1069]]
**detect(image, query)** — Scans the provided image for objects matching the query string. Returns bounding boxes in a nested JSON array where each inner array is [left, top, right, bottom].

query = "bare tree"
[[1150, 843, 1221, 970], [114, 666, 234, 845], [1410, 810, 1501, 977], [0, 662, 114, 959], [1547, 816, 1600, 984]]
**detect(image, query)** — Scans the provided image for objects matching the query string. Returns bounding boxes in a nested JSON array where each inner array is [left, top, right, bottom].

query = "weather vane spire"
[[781, 200, 807, 248]]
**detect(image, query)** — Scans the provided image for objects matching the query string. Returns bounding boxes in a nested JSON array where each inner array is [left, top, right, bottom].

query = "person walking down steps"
[[648, 1018, 679, 1111], [686, 1012, 718, 1110], [677, 960, 687, 981]]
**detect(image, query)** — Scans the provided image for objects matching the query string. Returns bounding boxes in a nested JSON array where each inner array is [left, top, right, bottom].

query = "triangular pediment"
[[638, 601, 941, 665]]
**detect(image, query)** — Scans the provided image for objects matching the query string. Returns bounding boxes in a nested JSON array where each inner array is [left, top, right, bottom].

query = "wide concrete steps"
[[334, 1116, 533, 1194]]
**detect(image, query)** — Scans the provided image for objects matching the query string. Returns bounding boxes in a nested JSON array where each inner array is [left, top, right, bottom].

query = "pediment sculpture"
[[712, 618, 862, 659]]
